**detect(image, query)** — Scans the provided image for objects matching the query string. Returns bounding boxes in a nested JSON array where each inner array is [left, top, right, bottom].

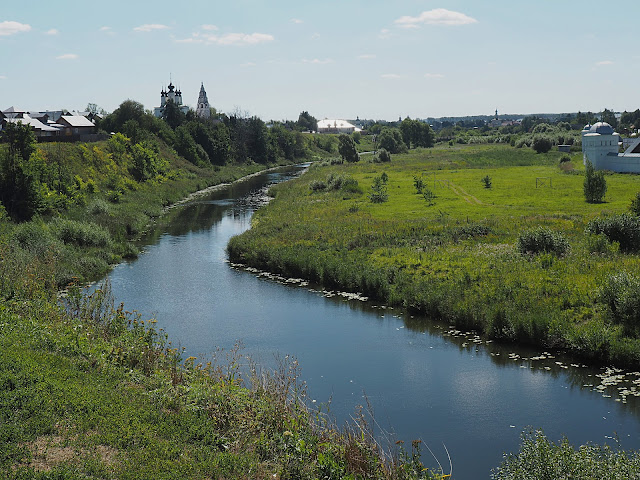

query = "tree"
[[601, 108, 618, 129], [0, 121, 42, 221], [584, 160, 607, 203], [162, 99, 186, 130], [297, 111, 318, 132], [377, 128, 407, 154], [338, 134, 359, 163], [532, 137, 552, 154]]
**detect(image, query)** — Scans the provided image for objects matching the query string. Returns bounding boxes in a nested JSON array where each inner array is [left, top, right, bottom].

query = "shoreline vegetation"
[[228, 144, 640, 368], [0, 111, 452, 478], [2, 101, 640, 477]]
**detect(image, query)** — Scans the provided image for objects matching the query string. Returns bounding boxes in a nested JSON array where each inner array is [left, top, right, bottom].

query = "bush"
[[377, 148, 391, 163], [585, 214, 640, 253], [482, 175, 492, 189], [516, 227, 569, 256], [630, 192, 640, 216], [584, 160, 607, 203], [51, 218, 112, 248], [532, 136, 552, 154], [599, 272, 640, 333], [413, 176, 424, 194], [369, 175, 388, 203], [309, 180, 327, 192], [423, 188, 436, 206]]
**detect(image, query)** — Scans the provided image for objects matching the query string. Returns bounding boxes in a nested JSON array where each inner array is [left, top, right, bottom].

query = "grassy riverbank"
[[228, 144, 640, 367], [0, 134, 452, 478]]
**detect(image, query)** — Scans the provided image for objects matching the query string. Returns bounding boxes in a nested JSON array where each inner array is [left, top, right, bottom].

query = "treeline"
[[99, 100, 312, 167]]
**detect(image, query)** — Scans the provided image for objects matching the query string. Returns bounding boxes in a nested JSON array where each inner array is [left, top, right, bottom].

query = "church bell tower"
[[196, 83, 210, 119]]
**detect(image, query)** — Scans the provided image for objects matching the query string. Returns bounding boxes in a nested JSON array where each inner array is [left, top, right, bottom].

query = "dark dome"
[[590, 122, 614, 135]]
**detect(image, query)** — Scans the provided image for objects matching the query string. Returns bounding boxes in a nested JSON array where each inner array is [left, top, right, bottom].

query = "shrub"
[[377, 148, 391, 163], [559, 155, 571, 164], [369, 175, 388, 203], [423, 188, 436, 206], [87, 199, 112, 216], [11, 221, 57, 256], [585, 214, 640, 253], [481, 175, 492, 189], [532, 136, 552, 153], [516, 227, 569, 256], [51, 218, 112, 248], [338, 134, 359, 163], [413, 176, 424, 194], [599, 272, 640, 333], [584, 160, 607, 203], [309, 180, 327, 192], [630, 192, 640, 216]]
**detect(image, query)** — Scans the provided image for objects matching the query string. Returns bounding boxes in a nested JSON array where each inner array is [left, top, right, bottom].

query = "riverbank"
[[0, 143, 450, 477], [227, 144, 640, 367]]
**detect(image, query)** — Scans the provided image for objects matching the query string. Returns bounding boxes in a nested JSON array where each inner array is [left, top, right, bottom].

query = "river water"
[[104, 165, 640, 479]]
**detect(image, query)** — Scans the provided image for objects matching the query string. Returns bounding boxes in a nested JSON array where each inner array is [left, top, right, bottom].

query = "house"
[[582, 122, 640, 173], [56, 115, 96, 136]]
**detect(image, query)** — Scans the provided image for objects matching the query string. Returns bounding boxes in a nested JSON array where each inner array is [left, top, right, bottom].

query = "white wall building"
[[195, 83, 210, 119], [317, 119, 360, 134], [582, 122, 640, 173]]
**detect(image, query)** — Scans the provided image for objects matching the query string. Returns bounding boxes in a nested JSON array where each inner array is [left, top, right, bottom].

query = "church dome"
[[589, 122, 614, 135]]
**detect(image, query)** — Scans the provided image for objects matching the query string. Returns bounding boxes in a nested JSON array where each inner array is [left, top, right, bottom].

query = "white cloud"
[[45, 28, 59, 35], [201, 24, 218, 31], [424, 73, 444, 78], [303, 58, 333, 65], [291, 18, 304, 24], [358, 54, 376, 59], [133, 24, 170, 33], [0, 75, 6, 80], [56, 53, 78, 60], [178, 31, 274, 46], [596, 60, 614, 66], [379, 28, 392, 39], [395, 9, 478, 28], [0, 21, 31, 36], [381, 73, 402, 79], [240, 62, 257, 67]]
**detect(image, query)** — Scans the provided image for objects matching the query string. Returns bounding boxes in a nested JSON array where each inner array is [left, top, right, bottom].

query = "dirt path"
[[440, 179, 484, 205]]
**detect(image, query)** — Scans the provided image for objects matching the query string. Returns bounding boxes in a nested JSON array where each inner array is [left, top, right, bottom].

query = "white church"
[[582, 122, 640, 173], [153, 81, 211, 119]]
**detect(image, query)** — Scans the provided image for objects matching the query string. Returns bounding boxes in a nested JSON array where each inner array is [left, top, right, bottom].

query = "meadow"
[[228, 144, 640, 366]]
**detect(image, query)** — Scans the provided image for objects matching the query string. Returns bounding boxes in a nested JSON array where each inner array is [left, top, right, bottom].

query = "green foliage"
[[297, 111, 318, 132], [532, 136, 552, 154], [369, 174, 389, 203], [352, 131, 361, 144], [516, 227, 569, 256], [399, 117, 435, 148], [630, 192, 640, 216], [378, 128, 407, 154], [584, 160, 607, 203], [338, 134, 359, 163], [492, 429, 640, 479], [599, 272, 640, 334], [422, 188, 436, 206], [130, 142, 167, 182], [413, 176, 424, 194], [586, 214, 640, 253], [377, 148, 391, 163], [482, 175, 492, 189], [51, 218, 112, 248]]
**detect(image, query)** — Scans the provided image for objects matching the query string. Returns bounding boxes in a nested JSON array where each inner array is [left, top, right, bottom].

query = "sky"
[[1, 1, 639, 121]]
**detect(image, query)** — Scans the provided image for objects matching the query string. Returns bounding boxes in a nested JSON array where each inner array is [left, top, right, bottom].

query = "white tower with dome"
[[582, 122, 640, 173]]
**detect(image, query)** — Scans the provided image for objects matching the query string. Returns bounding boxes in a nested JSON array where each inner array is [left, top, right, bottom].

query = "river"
[[104, 164, 640, 479]]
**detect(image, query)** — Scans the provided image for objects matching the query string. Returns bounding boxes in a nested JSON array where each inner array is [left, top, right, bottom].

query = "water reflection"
[[104, 164, 640, 480]]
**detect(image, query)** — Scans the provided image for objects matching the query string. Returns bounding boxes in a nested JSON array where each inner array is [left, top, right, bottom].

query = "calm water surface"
[[105, 165, 640, 479]]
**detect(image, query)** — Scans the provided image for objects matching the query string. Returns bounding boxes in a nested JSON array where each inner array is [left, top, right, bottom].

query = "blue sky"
[[2, 1, 639, 121]]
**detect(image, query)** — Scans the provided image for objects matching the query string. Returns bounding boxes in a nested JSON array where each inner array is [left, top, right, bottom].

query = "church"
[[582, 122, 640, 173], [153, 81, 211, 119]]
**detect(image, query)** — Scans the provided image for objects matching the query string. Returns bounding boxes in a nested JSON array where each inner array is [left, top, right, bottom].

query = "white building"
[[153, 82, 190, 118], [195, 83, 210, 119], [317, 119, 360, 134], [582, 122, 640, 173]]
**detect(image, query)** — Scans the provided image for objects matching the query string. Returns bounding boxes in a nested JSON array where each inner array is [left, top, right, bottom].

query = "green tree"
[[377, 128, 407, 154], [130, 142, 167, 181], [584, 160, 607, 203], [162, 99, 186, 130], [601, 108, 618, 129], [338, 134, 359, 163], [297, 111, 318, 132], [532, 136, 552, 153], [0, 122, 43, 221]]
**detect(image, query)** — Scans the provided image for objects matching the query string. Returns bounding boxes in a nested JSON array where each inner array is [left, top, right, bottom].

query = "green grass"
[[228, 144, 640, 366]]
